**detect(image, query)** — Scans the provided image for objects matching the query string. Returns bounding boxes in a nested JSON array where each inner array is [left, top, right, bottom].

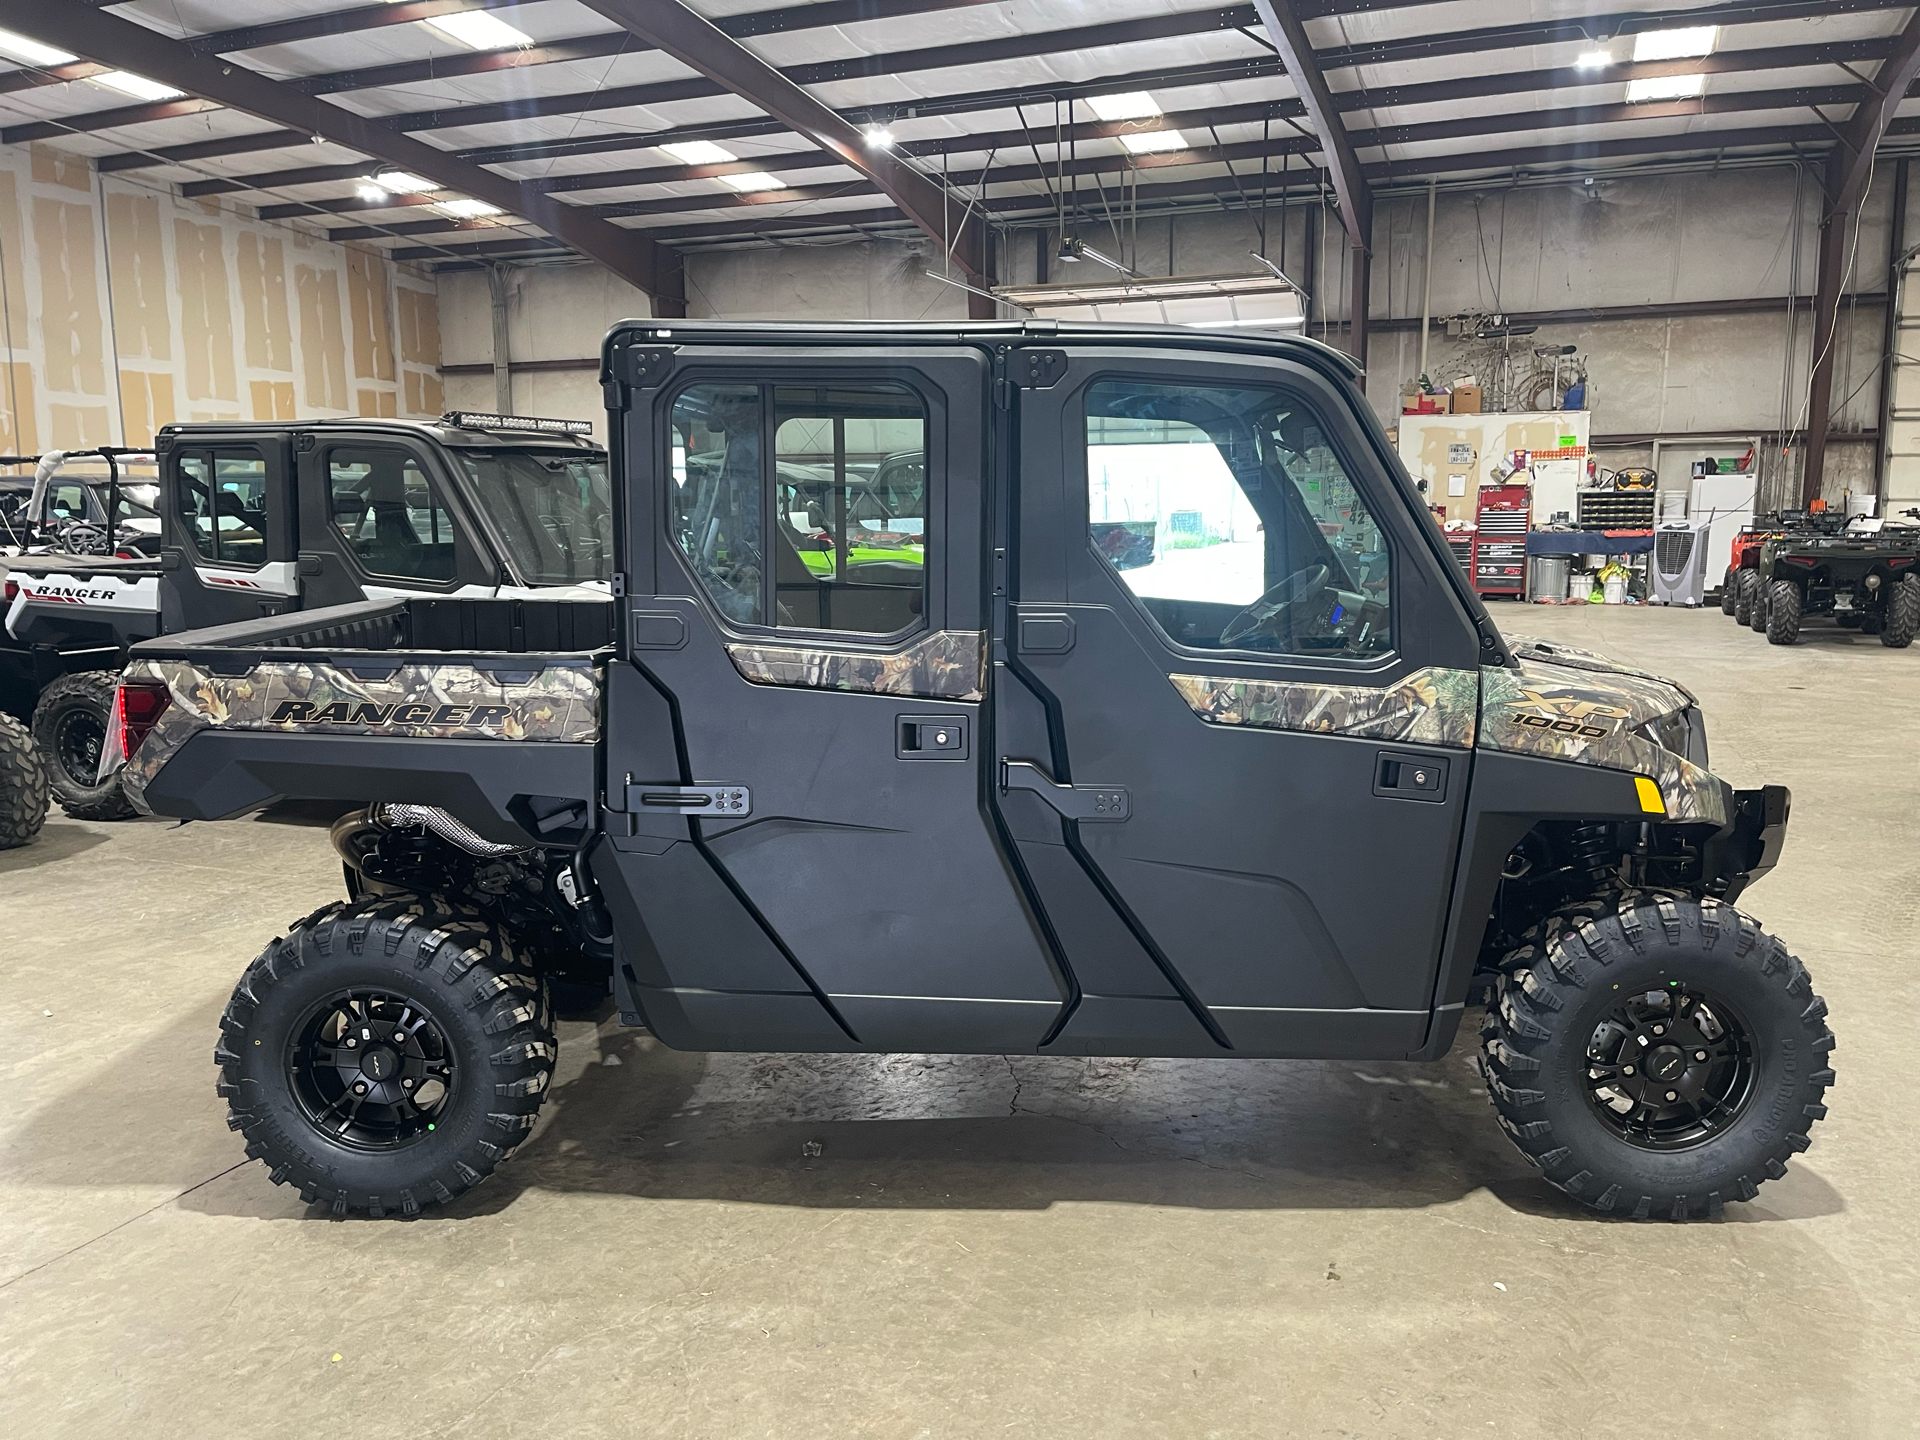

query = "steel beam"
[[1803, 5, 1920, 505], [574, 0, 987, 284], [0, 2, 678, 305], [1252, 1, 1370, 364]]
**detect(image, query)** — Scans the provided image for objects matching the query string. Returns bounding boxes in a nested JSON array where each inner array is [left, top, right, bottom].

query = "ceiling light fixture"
[[864, 125, 895, 149], [1121, 129, 1188, 155], [722, 172, 788, 192], [1086, 91, 1162, 121], [91, 71, 183, 102], [1631, 25, 1718, 62], [435, 197, 505, 219], [1625, 73, 1705, 102], [355, 183, 391, 203], [373, 171, 437, 193], [659, 140, 736, 165], [418, 10, 534, 50], [0, 28, 76, 67], [1575, 49, 1612, 69]]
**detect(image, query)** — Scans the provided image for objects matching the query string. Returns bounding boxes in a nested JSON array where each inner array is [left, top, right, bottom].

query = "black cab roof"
[[155, 414, 603, 452]]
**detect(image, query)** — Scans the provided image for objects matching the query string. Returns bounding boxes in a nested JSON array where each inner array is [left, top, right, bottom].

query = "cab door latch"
[[1000, 760, 1129, 821], [623, 782, 750, 817]]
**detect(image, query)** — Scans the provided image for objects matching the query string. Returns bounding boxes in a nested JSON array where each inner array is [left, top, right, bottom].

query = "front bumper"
[[1700, 784, 1791, 902]]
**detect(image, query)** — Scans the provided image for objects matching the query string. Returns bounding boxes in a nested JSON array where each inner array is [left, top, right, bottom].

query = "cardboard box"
[[1450, 385, 1484, 414]]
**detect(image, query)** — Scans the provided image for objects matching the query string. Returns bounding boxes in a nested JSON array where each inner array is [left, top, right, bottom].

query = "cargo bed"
[[121, 596, 611, 846]]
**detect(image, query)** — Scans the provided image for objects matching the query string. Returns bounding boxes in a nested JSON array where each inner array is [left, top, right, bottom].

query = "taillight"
[[1890, 557, 1914, 567], [115, 680, 171, 760], [3, 577, 16, 604]]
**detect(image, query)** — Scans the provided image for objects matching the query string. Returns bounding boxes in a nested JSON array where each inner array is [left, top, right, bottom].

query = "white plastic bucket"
[[1602, 573, 1627, 605]]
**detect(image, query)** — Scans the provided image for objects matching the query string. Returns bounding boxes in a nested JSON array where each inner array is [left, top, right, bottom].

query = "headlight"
[[1641, 705, 1709, 769]]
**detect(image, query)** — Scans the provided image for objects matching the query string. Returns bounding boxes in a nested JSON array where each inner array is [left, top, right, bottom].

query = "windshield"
[[457, 449, 612, 585]]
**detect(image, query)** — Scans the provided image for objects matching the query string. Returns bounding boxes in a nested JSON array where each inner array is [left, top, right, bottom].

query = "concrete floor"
[[1, 602, 1915, 1438]]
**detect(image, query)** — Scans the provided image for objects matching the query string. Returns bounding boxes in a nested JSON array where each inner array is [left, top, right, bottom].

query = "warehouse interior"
[[1, 1, 1918, 1435]]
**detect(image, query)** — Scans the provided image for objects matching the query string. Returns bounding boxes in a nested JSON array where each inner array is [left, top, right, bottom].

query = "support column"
[[1875, 157, 1909, 501], [1802, 172, 1851, 507], [488, 263, 513, 416], [1348, 208, 1373, 371]]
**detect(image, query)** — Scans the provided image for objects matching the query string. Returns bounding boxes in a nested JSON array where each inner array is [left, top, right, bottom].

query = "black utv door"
[[159, 438, 298, 632], [599, 339, 1064, 1053], [999, 345, 1483, 1059]]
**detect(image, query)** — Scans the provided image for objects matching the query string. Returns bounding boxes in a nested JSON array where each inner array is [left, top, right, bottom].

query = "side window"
[[671, 381, 929, 635], [48, 481, 88, 521], [327, 447, 457, 583], [1084, 378, 1391, 660], [175, 450, 268, 567]]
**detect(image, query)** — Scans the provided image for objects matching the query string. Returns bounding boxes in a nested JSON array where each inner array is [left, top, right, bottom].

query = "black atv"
[[1750, 511, 1920, 646]]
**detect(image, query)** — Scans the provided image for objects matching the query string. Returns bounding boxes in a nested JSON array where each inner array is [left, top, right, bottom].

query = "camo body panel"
[[1480, 658, 1729, 825], [725, 628, 986, 701], [1166, 666, 1480, 747], [119, 655, 600, 811]]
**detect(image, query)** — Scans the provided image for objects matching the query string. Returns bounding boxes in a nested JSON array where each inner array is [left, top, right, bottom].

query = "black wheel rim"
[[288, 989, 458, 1151], [1581, 983, 1756, 1150], [52, 708, 105, 788]]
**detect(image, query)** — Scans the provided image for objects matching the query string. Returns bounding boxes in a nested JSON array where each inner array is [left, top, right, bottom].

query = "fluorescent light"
[[864, 125, 894, 149], [0, 28, 76, 67], [722, 172, 787, 192], [355, 183, 391, 203], [1086, 91, 1161, 121], [1121, 129, 1189, 155], [420, 11, 533, 50], [435, 197, 504, 219], [1575, 49, 1612, 69], [90, 71, 183, 102], [373, 171, 437, 193], [659, 140, 735, 165], [1632, 25, 1718, 62], [1626, 73, 1705, 102]]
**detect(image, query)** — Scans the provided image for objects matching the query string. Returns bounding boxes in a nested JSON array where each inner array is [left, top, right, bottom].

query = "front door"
[[601, 341, 1064, 1053], [1001, 345, 1483, 1058]]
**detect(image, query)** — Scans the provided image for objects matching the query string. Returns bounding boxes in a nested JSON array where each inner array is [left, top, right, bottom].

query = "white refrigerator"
[[1690, 471, 1758, 588]]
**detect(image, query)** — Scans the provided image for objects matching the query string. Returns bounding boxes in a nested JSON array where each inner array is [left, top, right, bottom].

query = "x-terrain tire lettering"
[[216, 897, 555, 1218], [1482, 894, 1833, 1221]]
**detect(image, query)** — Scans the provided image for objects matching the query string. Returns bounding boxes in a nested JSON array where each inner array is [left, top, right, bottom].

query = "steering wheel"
[[1219, 564, 1329, 647]]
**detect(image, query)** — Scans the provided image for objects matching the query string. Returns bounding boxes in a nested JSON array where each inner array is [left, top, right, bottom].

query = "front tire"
[[1719, 568, 1738, 616], [1741, 571, 1766, 631], [32, 671, 135, 820], [1765, 579, 1802, 644], [215, 897, 556, 1218], [0, 710, 48, 849], [1482, 895, 1833, 1220], [1881, 575, 1920, 648]]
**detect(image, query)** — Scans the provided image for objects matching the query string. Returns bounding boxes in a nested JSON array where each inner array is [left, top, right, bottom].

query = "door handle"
[[1000, 760, 1129, 821], [623, 782, 750, 816]]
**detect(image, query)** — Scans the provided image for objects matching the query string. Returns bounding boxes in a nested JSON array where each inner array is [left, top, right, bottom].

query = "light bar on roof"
[[1626, 74, 1705, 102], [660, 140, 736, 165], [1087, 91, 1162, 121], [994, 271, 1306, 331], [442, 412, 595, 435], [0, 28, 76, 67], [1632, 25, 1718, 62], [1121, 129, 1189, 155]]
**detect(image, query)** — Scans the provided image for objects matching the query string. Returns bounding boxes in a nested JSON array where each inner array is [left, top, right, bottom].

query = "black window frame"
[[318, 440, 465, 591], [1074, 366, 1400, 669], [663, 374, 937, 645], [173, 444, 272, 571]]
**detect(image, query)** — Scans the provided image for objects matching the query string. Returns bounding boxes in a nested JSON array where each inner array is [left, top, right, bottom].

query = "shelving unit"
[[1576, 489, 1656, 530]]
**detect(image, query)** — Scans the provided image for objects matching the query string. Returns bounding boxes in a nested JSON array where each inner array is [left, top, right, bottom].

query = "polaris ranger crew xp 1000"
[[114, 322, 1823, 1223]]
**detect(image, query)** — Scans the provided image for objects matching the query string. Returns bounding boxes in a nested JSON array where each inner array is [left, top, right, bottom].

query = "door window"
[[670, 381, 928, 635], [326, 447, 457, 582], [176, 450, 269, 567], [1084, 378, 1391, 659]]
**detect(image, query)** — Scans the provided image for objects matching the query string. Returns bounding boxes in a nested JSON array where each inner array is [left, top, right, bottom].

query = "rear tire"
[[1741, 571, 1765, 631], [1482, 894, 1834, 1221], [215, 896, 556, 1218], [1719, 569, 1737, 616], [1765, 580, 1801, 644], [32, 671, 135, 820], [1881, 575, 1920, 648], [0, 710, 48, 849]]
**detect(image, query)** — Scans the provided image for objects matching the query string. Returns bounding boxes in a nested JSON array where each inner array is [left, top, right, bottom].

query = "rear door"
[[1001, 343, 1484, 1058], [601, 339, 1064, 1053], [159, 437, 297, 631]]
